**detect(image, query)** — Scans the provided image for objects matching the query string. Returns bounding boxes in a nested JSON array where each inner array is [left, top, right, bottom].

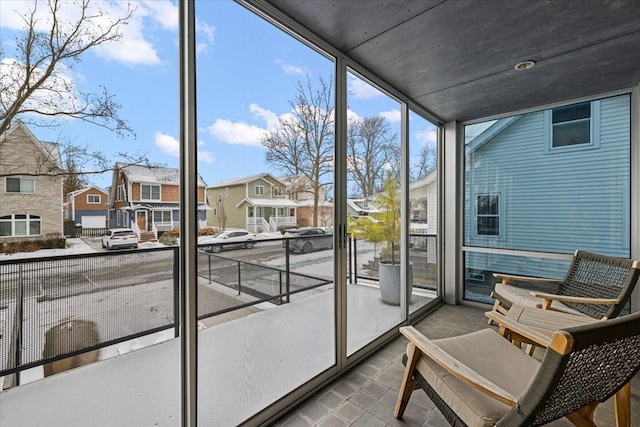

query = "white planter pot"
[[378, 262, 413, 305]]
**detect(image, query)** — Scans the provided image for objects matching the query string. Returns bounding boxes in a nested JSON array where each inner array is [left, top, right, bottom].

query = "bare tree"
[[0, 0, 134, 137], [262, 76, 334, 227], [410, 143, 437, 181], [347, 116, 397, 198], [63, 157, 89, 197]]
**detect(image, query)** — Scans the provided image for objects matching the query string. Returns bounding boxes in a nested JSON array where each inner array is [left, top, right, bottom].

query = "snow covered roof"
[[235, 198, 298, 208], [296, 200, 333, 208], [346, 198, 382, 215], [209, 173, 282, 188], [116, 163, 207, 187]]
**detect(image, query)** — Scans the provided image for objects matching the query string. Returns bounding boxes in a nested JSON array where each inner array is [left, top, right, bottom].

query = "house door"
[[256, 207, 263, 218], [136, 211, 147, 231]]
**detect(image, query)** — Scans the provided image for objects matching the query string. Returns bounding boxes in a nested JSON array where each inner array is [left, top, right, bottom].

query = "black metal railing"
[[0, 232, 437, 386]]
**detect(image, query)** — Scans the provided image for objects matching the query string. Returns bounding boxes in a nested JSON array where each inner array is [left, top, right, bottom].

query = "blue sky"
[[0, 0, 437, 191]]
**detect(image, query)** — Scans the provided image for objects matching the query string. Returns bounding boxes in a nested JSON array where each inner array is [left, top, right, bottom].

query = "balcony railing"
[[0, 233, 437, 388]]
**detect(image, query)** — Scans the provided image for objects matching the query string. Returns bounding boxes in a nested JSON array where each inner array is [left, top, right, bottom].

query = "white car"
[[200, 230, 257, 253], [102, 228, 139, 250]]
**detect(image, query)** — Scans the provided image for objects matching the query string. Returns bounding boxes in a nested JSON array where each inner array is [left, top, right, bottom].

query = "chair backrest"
[[558, 250, 640, 319], [497, 311, 640, 427]]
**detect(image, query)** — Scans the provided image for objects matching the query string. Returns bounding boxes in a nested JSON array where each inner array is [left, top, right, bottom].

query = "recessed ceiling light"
[[514, 60, 535, 71]]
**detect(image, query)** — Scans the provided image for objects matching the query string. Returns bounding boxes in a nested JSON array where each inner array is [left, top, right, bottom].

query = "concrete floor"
[[274, 304, 640, 427]]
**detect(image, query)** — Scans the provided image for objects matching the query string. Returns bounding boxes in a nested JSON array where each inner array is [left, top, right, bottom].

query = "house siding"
[[465, 94, 630, 276], [0, 126, 63, 241]]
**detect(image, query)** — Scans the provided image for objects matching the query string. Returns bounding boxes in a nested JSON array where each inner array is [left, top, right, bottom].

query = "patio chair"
[[490, 250, 640, 321], [395, 311, 640, 427]]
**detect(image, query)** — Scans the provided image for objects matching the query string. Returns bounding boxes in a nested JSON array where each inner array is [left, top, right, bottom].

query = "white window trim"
[[0, 214, 42, 237], [544, 100, 601, 154], [152, 210, 172, 224], [140, 183, 161, 201], [255, 185, 264, 196], [5, 177, 35, 194], [474, 192, 505, 240], [87, 194, 101, 204]]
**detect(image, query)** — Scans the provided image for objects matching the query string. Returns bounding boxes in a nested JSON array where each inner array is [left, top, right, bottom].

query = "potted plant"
[[351, 171, 412, 305]]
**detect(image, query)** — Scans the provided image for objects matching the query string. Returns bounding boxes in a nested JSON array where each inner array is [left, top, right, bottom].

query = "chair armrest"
[[399, 326, 518, 407], [493, 272, 563, 286], [530, 291, 619, 309], [484, 311, 552, 348]]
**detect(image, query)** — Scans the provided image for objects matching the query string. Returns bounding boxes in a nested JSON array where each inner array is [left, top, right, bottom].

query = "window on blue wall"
[[476, 194, 499, 236], [552, 101, 591, 147], [463, 93, 631, 304]]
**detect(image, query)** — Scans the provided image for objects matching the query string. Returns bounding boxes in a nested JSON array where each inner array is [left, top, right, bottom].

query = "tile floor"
[[273, 304, 640, 427]]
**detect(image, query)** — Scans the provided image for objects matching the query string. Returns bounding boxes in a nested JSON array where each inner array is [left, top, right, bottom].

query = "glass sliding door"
[[408, 110, 440, 314], [194, 2, 335, 424], [463, 94, 632, 304], [345, 70, 405, 355]]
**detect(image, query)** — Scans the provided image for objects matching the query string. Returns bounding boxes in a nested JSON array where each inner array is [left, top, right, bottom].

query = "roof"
[[258, 0, 640, 123], [296, 200, 333, 208], [67, 186, 108, 197], [208, 173, 283, 188], [116, 163, 207, 187], [128, 203, 210, 211], [4, 121, 64, 171], [236, 197, 298, 208], [347, 198, 382, 215], [409, 169, 437, 191]]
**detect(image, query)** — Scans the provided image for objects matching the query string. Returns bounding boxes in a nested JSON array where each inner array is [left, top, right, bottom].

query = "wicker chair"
[[395, 311, 640, 427], [491, 250, 640, 321]]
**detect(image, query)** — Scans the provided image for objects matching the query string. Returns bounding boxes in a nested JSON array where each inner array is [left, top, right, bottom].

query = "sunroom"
[[1, 1, 639, 426]]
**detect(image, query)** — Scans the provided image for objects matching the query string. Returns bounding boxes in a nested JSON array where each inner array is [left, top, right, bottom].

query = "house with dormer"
[[206, 173, 297, 232], [108, 163, 209, 239], [0, 121, 64, 242]]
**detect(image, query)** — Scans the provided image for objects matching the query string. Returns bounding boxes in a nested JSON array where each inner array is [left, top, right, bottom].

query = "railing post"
[[173, 247, 180, 338], [279, 270, 283, 305], [237, 261, 241, 296], [208, 253, 211, 284], [285, 240, 291, 303], [353, 236, 358, 283], [348, 235, 352, 284], [11, 264, 25, 387]]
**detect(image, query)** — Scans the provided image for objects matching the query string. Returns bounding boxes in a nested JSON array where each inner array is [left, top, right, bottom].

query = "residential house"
[[108, 163, 209, 238], [346, 198, 381, 219], [409, 169, 437, 235], [0, 121, 64, 242], [464, 94, 631, 290], [64, 186, 109, 229], [280, 175, 333, 227], [207, 173, 297, 232]]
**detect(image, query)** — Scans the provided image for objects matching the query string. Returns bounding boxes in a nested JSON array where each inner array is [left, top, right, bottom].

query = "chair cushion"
[[494, 282, 583, 315], [414, 329, 543, 427]]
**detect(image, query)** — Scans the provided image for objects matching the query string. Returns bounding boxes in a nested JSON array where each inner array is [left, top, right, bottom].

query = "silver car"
[[200, 230, 257, 253], [102, 228, 139, 250]]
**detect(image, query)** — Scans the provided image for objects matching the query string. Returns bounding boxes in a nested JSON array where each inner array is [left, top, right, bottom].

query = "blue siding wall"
[[465, 94, 630, 275]]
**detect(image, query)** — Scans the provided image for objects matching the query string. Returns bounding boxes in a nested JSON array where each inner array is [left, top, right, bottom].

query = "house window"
[[273, 187, 282, 196], [0, 214, 41, 237], [255, 185, 264, 196], [5, 178, 35, 194], [213, 207, 218, 216], [551, 101, 591, 148], [141, 184, 160, 201], [153, 210, 172, 223], [87, 195, 101, 204], [217, 194, 222, 203], [277, 207, 285, 216], [117, 186, 124, 202], [476, 194, 500, 236]]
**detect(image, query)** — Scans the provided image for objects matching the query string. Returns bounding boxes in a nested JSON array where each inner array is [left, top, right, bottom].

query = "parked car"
[[102, 228, 139, 250], [282, 227, 333, 254], [200, 230, 257, 253]]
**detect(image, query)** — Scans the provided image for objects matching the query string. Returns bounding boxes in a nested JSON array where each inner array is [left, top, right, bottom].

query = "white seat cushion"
[[494, 282, 583, 316]]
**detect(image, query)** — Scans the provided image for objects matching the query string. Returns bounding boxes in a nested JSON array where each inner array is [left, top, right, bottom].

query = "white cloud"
[[0, 58, 80, 118], [155, 131, 180, 157], [0, 1, 179, 67], [348, 75, 384, 99], [249, 104, 280, 131], [379, 109, 401, 123], [155, 132, 216, 164], [208, 119, 267, 148], [275, 59, 308, 75], [416, 128, 438, 146]]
